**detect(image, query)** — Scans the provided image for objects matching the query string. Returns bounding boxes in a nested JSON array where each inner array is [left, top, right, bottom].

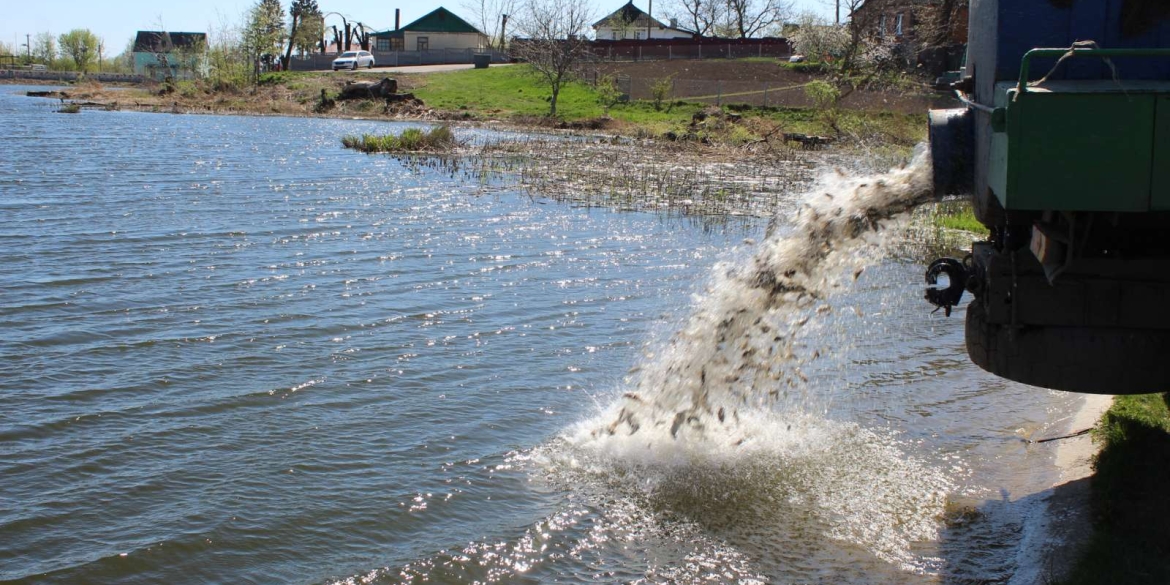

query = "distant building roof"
[[133, 31, 207, 53], [599, 1, 664, 29], [593, 1, 692, 34], [374, 7, 483, 37]]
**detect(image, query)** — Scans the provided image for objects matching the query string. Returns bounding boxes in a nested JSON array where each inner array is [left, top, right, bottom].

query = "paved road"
[[328, 63, 513, 75]]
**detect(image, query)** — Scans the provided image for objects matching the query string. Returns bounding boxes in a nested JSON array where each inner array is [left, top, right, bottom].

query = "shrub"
[[595, 74, 623, 115], [340, 125, 460, 153], [650, 75, 674, 112]]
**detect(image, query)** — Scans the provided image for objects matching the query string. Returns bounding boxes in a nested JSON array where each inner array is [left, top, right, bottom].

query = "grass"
[[341, 125, 459, 153], [1060, 393, 1170, 585], [932, 199, 989, 235], [403, 65, 605, 119], [401, 64, 925, 147]]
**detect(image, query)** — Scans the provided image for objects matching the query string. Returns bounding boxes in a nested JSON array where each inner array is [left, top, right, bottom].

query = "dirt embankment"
[[12, 77, 439, 122], [590, 60, 947, 113]]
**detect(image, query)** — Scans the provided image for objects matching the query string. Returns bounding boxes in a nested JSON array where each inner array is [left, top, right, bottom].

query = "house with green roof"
[[372, 7, 489, 52]]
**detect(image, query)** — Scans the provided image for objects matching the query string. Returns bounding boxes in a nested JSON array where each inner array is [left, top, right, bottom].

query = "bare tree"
[[512, 0, 595, 118], [667, 0, 724, 37], [724, 0, 794, 38], [840, 0, 889, 73], [462, 0, 519, 49]]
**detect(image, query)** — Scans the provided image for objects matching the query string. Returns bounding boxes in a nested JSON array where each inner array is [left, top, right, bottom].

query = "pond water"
[[0, 86, 1084, 584]]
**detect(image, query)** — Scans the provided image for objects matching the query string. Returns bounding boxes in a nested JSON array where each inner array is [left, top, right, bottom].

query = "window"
[[895, 13, 904, 36], [391, 38, 404, 51], [878, 15, 887, 38], [417, 36, 429, 51], [612, 31, 618, 40], [635, 30, 642, 40], [376, 38, 390, 51]]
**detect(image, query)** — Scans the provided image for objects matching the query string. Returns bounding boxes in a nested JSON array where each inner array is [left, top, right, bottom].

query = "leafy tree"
[[243, 0, 286, 79], [285, 0, 321, 65], [512, 0, 595, 118], [289, 0, 324, 58], [32, 32, 56, 67], [58, 29, 101, 72]]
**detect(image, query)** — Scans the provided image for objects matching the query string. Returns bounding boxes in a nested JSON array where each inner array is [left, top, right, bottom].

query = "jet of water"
[[594, 145, 935, 444]]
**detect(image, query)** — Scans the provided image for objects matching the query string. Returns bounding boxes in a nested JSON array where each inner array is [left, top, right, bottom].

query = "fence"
[[290, 49, 510, 71], [0, 69, 145, 83], [589, 38, 793, 62]]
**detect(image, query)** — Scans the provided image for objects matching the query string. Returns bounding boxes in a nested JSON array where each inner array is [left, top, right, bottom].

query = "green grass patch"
[[341, 125, 459, 153], [405, 65, 606, 120], [932, 200, 989, 235], [1062, 393, 1170, 585], [398, 63, 924, 147]]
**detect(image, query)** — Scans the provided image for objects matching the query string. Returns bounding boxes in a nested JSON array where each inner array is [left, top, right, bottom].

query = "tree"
[[667, 0, 724, 37], [724, 0, 793, 38], [58, 29, 101, 72], [512, 0, 595, 118], [206, 13, 251, 88], [243, 0, 285, 78], [462, 0, 519, 49], [290, 1, 324, 58], [32, 32, 56, 66], [787, 12, 849, 61], [0, 41, 15, 65], [595, 74, 623, 115], [285, 0, 321, 65], [839, 0, 899, 74]]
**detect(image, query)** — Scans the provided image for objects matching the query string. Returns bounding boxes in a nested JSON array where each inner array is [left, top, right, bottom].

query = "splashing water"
[[585, 145, 936, 444], [348, 147, 953, 584], [543, 145, 950, 575]]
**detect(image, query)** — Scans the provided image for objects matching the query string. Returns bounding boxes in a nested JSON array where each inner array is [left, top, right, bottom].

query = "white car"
[[332, 51, 375, 70]]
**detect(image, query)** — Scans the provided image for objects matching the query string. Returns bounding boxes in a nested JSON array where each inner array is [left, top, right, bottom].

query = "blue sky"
[[2, 0, 830, 55]]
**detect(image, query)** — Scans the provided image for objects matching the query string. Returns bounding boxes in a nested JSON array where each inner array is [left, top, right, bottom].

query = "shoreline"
[[1011, 393, 1112, 584]]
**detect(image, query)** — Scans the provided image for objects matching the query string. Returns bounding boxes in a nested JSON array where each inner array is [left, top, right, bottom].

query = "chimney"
[[670, 18, 678, 29], [395, 9, 400, 30]]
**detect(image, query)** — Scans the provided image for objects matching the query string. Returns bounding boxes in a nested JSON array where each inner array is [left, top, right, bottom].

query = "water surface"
[[0, 87, 1082, 584]]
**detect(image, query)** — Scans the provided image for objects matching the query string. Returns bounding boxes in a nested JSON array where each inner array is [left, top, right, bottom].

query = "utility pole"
[[647, 0, 652, 40], [26, 33, 31, 62], [836, 1, 840, 24]]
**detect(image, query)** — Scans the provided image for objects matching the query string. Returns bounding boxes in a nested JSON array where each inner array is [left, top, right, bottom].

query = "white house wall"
[[403, 32, 487, 51], [595, 25, 692, 40]]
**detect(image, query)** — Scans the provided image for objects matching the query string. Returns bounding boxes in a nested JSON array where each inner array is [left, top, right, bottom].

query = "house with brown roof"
[[594, 1, 696, 41]]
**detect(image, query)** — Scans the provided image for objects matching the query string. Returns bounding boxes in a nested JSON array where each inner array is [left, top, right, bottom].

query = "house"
[[371, 7, 489, 52], [593, 1, 696, 41], [849, 0, 968, 45], [132, 31, 207, 80]]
